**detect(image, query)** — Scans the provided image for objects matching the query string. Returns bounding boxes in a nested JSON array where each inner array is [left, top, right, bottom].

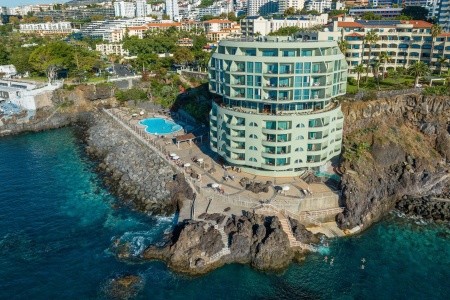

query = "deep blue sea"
[[0, 128, 449, 299]]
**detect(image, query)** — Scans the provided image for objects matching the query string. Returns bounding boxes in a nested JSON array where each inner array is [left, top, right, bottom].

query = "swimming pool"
[[139, 118, 182, 135]]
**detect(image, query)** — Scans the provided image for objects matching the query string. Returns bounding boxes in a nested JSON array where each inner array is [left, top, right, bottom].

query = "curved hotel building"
[[208, 36, 347, 176]]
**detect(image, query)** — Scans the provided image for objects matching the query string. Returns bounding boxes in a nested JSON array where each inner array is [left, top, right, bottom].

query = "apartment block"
[[240, 14, 329, 37], [19, 22, 73, 35], [208, 36, 347, 176]]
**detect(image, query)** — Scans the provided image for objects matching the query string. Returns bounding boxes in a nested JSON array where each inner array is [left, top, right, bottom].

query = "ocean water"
[[0, 128, 448, 299]]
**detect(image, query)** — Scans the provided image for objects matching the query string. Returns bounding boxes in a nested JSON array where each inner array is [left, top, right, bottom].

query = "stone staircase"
[[277, 213, 317, 252]]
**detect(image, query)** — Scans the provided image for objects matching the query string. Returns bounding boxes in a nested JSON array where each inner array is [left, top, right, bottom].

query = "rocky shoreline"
[[82, 112, 194, 215], [113, 212, 323, 275], [396, 196, 450, 222]]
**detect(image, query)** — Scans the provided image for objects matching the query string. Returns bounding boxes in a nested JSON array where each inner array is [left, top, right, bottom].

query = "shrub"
[[115, 88, 147, 103]]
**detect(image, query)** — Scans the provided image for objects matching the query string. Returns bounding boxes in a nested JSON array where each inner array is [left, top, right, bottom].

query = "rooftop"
[[338, 20, 433, 29]]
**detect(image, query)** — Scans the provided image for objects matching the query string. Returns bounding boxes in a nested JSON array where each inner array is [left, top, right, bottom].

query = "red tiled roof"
[[203, 19, 234, 24], [438, 32, 450, 37], [337, 21, 363, 28], [146, 22, 181, 27], [347, 32, 363, 37], [400, 20, 433, 28]]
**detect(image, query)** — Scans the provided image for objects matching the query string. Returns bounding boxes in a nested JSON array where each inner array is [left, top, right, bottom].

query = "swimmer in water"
[[361, 265, 365, 270], [361, 258, 366, 263], [324, 256, 328, 262]]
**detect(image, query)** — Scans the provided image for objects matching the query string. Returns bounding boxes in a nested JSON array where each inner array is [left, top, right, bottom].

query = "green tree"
[[361, 12, 381, 20], [364, 30, 379, 82], [9, 46, 35, 74], [379, 51, 391, 75], [408, 61, 430, 87], [402, 6, 428, 20], [338, 39, 349, 55], [372, 61, 381, 90], [173, 47, 194, 65], [430, 24, 442, 69], [437, 56, 448, 75], [0, 44, 9, 65], [354, 64, 365, 90], [268, 26, 301, 36], [284, 7, 296, 16]]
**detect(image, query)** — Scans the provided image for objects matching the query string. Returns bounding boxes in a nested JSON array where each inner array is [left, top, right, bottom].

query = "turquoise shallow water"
[[0, 128, 449, 299]]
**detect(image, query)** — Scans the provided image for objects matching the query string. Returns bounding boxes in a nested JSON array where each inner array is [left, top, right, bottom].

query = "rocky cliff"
[[338, 93, 450, 229]]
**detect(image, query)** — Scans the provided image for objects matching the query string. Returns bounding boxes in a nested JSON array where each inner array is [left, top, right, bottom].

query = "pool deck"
[[107, 107, 346, 238]]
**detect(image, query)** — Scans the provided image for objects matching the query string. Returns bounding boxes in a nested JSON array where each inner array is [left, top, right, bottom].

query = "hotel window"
[[295, 62, 303, 74], [247, 62, 254, 73], [249, 146, 257, 150], [304, 62, 311, 73], [255, 62, 262, 73], [247, 75, 253, 86], [249, 134, 258, 139], [255, 76, 262, 86], [249, 157, 257, 162], [262, 49, 278, 56], [246, 88, 254, 99], [301, 49, 312, 56], [245, 48, 256, 56], [282, 50, 296, 57]]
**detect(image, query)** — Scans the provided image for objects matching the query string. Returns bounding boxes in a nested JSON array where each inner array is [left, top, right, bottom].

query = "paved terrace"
[[104, 107, 345, 237]]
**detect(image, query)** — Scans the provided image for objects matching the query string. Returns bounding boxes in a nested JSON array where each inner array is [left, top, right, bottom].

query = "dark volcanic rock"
[[85, 113, 194, 215], [338, 94, 450, 230], [141, 212, 322, 275], [396, 196, 450, 221]]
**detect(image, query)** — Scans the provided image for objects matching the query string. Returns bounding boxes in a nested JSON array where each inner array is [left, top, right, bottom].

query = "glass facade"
[[208, 37, 347, 176]]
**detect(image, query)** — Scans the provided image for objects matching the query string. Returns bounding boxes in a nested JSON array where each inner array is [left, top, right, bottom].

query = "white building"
[[0, 79, 62, 111], [438, 0, 450, 31], [114, 1, 136, 18], [96, 44, 130, 57], [165, 0, 180, 21], [135, 0, 150, 17], [278, 0, 305, 15], [241, 14, 329, 36], [0, 65, 17, 78], [19, 22, 73, 35], [247, 0, 279, 16], [305, 0, 332, 14], [80, 18, 154, 42]]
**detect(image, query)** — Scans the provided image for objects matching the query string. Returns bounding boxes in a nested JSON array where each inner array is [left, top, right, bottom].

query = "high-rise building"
[[208, 36, 347, 176], [165, 0, 180, 21], [247, 0, 279, 16], [305, 0, 332, 14], [438, 0, 450, 31], [278, 0, 305, 15], [114, 1, 136, 18], [135, 0, 149, 17]]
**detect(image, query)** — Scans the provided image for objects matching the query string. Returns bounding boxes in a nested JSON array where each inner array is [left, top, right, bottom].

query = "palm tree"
[[408, 61, 430, 87], [430, 24, 442, 70], [372, 61, 381, 90], [354, 64, 365, 90], [338, 39, 349, 55], [437, 56, 448, 75], [364, 30, 379, 82], [379, 51, 391, 76]]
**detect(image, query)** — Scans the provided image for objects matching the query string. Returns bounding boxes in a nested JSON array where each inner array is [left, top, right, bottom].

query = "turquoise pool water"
[[139, 118, 182, 135], [315, 171, 341, 182]]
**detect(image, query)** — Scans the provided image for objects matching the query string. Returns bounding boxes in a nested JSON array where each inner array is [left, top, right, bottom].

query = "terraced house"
[[208, 36, 347, 177]]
